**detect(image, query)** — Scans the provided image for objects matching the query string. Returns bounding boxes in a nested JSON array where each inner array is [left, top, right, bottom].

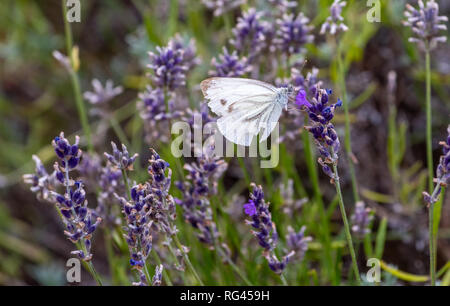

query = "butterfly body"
[[200, 77, 292, 146]]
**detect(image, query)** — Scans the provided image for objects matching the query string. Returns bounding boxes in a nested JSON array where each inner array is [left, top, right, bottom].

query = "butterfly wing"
[[201, 78, 278, 146]]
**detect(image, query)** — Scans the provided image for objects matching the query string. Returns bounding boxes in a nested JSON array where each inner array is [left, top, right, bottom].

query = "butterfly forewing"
[[201, 77, 283, 146]]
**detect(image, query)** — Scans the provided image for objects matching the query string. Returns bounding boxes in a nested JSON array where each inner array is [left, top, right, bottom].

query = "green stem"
[[280, 274, 288, 286], [429, 201, 436, 286], [62, 0, 93, 153], [336, 41, 359, 202], [427, 179, 443, 286], [302, 121, 335, 284], [331, 149, 361, 285], [425, 50, 433, 193], [173, 234, 205, 285], [110, 116, 130, 148]]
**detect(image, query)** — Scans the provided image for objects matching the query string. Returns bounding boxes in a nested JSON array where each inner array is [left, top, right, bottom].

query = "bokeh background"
[[0, 0, 449, 285]]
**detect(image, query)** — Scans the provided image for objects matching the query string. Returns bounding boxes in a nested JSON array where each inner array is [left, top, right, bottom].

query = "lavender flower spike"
[[230, 8, 270, 59], [276, 12, 314, 55], [245, 183, 294, 274], [115, 184, 154, 285], [297, 84, 342, 179], [148, 45, 187, 91], [320, 0, 348, 35], [286, 226, 312, 262], [51, 132, 101, 261], [209, 47, 252, 77], [202, 0, 245, 17], [350, 202, 373, 239], [83, 79, 123, 105], [23, 155, 58, 201], [104, 142, 138, 171], [403, 0, 448, 51], [423, 125, 450, 205]]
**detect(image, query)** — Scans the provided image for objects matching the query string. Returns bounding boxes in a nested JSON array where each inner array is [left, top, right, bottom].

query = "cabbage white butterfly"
[[200, 77, 293, 146]]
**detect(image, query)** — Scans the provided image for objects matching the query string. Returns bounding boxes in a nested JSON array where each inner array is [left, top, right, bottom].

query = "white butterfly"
[[200, 77, 293, 146]]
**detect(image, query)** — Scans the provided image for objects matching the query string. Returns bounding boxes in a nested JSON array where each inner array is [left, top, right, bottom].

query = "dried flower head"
[[403, 0, 448, 51]]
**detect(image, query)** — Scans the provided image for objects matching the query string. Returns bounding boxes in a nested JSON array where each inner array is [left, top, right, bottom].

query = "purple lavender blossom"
[[296, 84, 342, 179], [230, 8, 270, 60], [423, 125, 450, 205], [209, 47, 252, 77], [276, 12, 314, 55], [104, 142, 138, 171], [23, 155, 58, 201], [152, 264, 163, 286], [202, 0, 245, 17], [350, 202, 373, 239], [49, 132, 101, 261], [320, 0, 348, 35], [268, 0, 297, 14], [169, 34, 201, 70], [83, 79, 123, 105], [137, 86, 182, 144], [115, 184, 154, 284], [146, 149, 178, 235], [176, 150, 227, 246], [148, 46, 187, 91], [286, 226, 312, 261], [403, 0, 448, 51], [245, 183, 294, 274]]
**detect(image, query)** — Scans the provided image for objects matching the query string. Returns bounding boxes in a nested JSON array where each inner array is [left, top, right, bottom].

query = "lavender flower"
[[104, 142, 138, 171], [23, 155, 58, 201], [202, 0, 245, 17], [276, 12, 314, 55], [403, 0, 448, 51], [268, 0, 297, 14], [52, 50, 72, 72], [83, 79, 123, 105], [148, 46, 187, 91], [210, 47, 252, 77], [286, 226, 312, 261], [115, 184, 154, 284], [152, 264, 163, 286], [244, 183, 294, 274], [176, 150, 227, 246], [423, 125, 450, 205], [230, 8, 270, 59], [146, 149, 178, 236], [169, 34, 201, 70], [50, 132, 101, 261], [320, 0, 348, 35], [350, 202, 373, 239], [297, 84, 342, 179]]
